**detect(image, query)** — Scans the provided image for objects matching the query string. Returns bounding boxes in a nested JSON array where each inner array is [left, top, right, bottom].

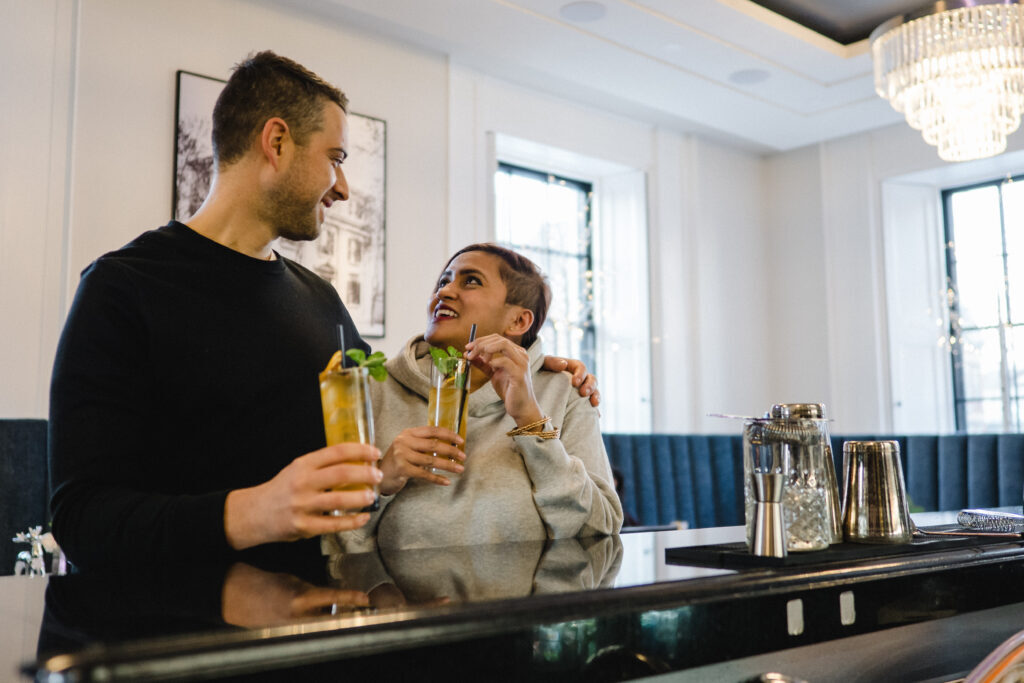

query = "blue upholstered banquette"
[[603, 433, 1024, 529], [2, 421, 1023, 566], [1, 419, 49, 574]]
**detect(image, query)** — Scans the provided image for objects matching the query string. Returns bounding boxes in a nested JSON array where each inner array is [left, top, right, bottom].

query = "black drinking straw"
[[338, 324, 347, 364], [454, 324, 476, 436]]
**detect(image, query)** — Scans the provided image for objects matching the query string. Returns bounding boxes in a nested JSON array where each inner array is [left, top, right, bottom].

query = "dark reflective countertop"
[[6, 511, 1024, 682]]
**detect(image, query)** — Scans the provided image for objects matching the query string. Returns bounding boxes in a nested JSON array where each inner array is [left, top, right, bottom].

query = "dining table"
[[4, 509, 1024, 682]]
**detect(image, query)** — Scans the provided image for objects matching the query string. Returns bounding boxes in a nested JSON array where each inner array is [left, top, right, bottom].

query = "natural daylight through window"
[[944, 174, 1024, 431], [494, 162, 597, 376]]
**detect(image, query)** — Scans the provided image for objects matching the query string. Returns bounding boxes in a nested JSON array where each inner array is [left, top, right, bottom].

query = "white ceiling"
[[266, 0, 925, 154]]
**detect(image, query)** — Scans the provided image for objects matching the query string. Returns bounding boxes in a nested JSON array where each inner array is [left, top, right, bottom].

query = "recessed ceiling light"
[[728, 69, 770, 85], [560, 1, 607, 23]]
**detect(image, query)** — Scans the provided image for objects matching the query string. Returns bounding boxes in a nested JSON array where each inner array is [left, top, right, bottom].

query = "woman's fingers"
[[379, 427, 467, 494]]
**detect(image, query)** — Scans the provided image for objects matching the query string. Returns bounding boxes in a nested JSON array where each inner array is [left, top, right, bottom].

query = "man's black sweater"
[[48, 222, 369, 570]]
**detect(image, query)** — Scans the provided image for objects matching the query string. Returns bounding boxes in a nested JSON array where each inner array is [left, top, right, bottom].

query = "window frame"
[[942, 173, 1024, 432], [494, 161, 597, 373]]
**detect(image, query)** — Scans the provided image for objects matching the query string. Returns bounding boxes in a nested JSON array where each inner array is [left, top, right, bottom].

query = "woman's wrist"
[[513, 408, 546, 429], [506, 413, 561, 440]]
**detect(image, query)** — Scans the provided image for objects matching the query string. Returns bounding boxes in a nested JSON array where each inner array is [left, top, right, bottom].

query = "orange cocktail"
[[319, 361, 377, 501]]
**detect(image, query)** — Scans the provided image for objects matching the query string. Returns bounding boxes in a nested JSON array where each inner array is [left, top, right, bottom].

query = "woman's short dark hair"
[[444, 244, 552, 349], [212, 51, 348, 168]]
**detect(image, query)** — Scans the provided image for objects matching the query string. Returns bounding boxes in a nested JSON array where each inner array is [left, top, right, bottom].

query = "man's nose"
[[334, 168, 349, 201]]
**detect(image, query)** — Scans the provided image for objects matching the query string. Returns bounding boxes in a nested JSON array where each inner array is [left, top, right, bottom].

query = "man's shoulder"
[[89, 223, 182, 269]]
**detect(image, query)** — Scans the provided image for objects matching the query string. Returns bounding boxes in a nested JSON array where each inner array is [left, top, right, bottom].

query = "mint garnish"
[[346, 349, 388, 381], [429, 346, 467, 388]]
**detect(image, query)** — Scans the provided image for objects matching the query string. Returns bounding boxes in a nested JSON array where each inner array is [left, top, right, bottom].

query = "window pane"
[[1005, 182, 1024, 322], [1010, 326, 1024, 403], [957, 328, 1003, 399], [494, 164, 595, 375], [954, 256, 1005, 328], [949, 186, 1002, 259], [962, 399, 1004, 433], [1002, 180, 1024, 255], [946, 177, 1024, 433]]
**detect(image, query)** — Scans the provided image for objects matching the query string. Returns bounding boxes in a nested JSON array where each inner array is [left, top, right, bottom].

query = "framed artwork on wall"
[[173, 70, 387, 337]]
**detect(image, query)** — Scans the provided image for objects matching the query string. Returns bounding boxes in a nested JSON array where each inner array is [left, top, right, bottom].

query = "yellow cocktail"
[[428, 356, 470, 472], [319, 363, 377, 499]]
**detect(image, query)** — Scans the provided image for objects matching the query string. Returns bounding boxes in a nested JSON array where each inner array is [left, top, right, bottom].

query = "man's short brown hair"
[[212, 51, 348, 167], [443, 244, 552, 349]]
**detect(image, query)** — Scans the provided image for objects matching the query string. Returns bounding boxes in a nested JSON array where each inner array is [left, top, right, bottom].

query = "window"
[[944, 175, 1024, 432], [494, 163, 596, 374], [491, 135, 652, 433], [348, 238, 362, 265], [347, 278, 361, 307]]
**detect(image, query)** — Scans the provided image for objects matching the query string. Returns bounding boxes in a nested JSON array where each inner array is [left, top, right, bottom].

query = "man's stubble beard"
[[263, 161, 323, 243]]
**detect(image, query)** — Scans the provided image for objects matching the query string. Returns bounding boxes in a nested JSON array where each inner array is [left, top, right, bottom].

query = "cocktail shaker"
[[743, 404, 835, 552], [767, 404, 842, 545], [841, 441, 912, 544]]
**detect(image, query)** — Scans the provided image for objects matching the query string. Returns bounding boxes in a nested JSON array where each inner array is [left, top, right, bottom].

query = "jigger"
[[752, 472, 787, 558]]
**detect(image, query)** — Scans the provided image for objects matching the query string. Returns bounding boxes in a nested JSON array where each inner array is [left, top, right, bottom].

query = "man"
[[49, 51, 596, 570]]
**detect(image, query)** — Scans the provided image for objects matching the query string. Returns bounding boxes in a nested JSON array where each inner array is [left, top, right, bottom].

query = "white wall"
[[446, 68, 774, 433], [2, 0, 449, 418], [1, 0, 76, 419], [684, 139, 774, 430], [761, 145, 832, 414], [767, 122, 1024, 434], [7, 0, 1023, 435]]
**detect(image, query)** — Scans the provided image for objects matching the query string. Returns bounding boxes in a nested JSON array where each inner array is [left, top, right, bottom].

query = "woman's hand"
[[465, 334, 545, 427], [379, 426, 465, 495]]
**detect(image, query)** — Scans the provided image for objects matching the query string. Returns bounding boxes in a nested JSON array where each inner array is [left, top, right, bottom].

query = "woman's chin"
[[424, 326, 461, 350], [423, 327, 446, 347]]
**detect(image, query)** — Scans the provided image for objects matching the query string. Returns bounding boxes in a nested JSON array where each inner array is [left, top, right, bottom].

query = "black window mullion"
[[944, 172, 1024, 433], [943, 187, 968, 432]]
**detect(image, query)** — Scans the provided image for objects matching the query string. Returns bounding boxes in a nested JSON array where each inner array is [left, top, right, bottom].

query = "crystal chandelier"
[[870, 0, 1024, 162]]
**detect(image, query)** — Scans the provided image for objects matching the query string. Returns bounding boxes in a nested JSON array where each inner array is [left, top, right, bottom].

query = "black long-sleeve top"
[[48, 221, 369, 571]]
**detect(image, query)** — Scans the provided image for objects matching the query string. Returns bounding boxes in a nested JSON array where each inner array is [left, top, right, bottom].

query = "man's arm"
[[542, 356, 600, 407], [49, 261, 378, 569], [223, 444, 381, 550]]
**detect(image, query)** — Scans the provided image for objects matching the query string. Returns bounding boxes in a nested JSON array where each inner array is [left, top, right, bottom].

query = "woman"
[[331, 244, 622, 551]]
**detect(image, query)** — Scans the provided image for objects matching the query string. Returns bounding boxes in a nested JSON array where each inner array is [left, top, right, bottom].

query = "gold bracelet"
[[507, 416, 551, 435], [508, 428, 561, 440], [506, 417, 560, 440]]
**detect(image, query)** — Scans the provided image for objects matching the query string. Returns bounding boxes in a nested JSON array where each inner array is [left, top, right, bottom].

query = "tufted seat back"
[[0, 419, 49, 575], [604, 433, 1024, 529]]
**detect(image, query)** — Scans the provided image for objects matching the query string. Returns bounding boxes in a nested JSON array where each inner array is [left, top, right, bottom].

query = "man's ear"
[[504, 307, 534, 339], [259, 117, 290, 170]]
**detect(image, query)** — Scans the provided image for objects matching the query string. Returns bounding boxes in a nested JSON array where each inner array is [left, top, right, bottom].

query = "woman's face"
[[425, 251, 524, 350]]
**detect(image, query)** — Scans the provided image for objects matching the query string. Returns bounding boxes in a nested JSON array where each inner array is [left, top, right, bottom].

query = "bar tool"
[[752, 471, 787, 558], [767, 403, 842, 545], [841, 441, 913, 544]]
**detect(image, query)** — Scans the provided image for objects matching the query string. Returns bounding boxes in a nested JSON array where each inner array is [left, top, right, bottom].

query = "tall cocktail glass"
[[428, 357, 470, 474], [319, 365, 377, 510]]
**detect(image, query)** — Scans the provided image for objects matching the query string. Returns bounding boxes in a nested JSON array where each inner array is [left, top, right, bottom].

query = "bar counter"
[[6, 510, 1024, 682]]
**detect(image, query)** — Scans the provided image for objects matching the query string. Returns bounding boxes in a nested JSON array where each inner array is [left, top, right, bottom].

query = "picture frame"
[[173, 70, 387, 337]]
